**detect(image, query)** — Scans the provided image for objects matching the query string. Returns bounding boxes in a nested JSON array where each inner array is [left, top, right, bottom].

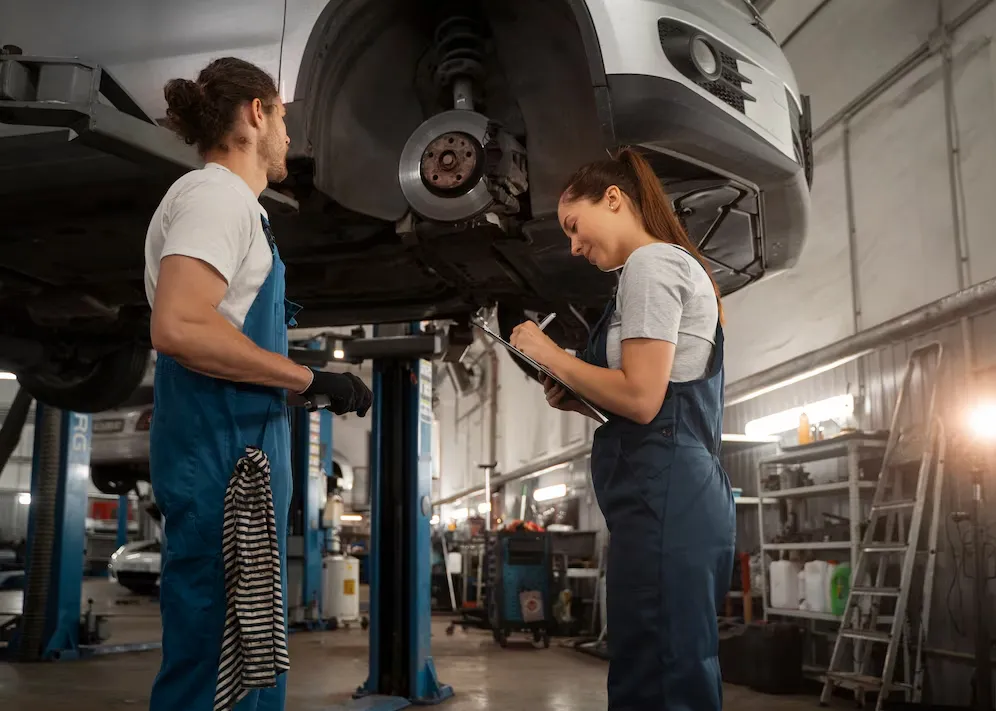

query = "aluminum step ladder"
[[820, 342, 946, 710]]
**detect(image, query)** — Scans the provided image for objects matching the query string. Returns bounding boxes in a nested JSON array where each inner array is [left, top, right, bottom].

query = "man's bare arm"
[[150, 254, 313, 392]]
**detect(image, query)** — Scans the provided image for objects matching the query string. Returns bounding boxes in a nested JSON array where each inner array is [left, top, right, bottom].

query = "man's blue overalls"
[[149, 216, 295, 711], [583, 295, 736, 711]]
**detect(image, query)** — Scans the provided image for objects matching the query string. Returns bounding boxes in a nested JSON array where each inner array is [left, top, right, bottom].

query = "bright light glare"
[[340, 514, 363, 522], [0, 372, 15, 380], [744, 394, 854, 438], [533, 484, 568, 502], [430, 514, 440, 525], [477, 502, 491, 514], [450, 508, 469, 521], [333, 349, 345, 360], [968, 403, 996, 440], [17, 492, 30, 506]]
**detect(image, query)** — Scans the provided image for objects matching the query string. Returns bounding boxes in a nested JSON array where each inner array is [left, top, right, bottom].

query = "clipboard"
[[471, 320, 609, 424]]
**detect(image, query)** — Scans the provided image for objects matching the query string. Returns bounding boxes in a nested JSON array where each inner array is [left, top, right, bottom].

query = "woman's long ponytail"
[[606, 148, 725, 323]]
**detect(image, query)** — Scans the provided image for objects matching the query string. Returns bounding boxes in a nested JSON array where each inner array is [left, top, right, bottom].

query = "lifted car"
[[0, 0, 811, 412]]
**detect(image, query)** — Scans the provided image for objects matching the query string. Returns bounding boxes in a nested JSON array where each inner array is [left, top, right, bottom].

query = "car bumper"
[[606, 73, 809, 273], [572, 1, 810, 274], [583, 0, 801, 160], [91, 434, 149, 465]]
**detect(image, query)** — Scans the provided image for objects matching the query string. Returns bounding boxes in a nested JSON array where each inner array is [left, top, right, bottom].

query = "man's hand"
[[300, 370, 373, 417]]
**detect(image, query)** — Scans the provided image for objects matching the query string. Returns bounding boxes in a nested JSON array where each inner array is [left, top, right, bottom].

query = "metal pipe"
[[487, 345, 499, 469], [433, 441, 590, 506], [725, 276, 996, 405], [813, 0, 993, 142], [780, 0, 835, 49]]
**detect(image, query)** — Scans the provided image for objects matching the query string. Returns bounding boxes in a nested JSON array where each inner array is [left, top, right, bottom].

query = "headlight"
[[110, 545, 126, 561]]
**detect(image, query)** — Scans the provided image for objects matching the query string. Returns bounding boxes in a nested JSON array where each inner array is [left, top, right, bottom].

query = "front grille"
[[658, 20, 755, 114]]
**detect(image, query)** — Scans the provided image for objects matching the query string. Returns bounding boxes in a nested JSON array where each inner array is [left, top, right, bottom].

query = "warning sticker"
[[344, 579, 356, 596]]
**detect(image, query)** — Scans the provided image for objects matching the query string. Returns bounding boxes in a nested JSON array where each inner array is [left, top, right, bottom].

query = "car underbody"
[[0, 0, 810, 411]]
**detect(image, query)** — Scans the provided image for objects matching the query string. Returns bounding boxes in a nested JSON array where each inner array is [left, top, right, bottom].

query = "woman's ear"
[[604, 185, 622, 212]]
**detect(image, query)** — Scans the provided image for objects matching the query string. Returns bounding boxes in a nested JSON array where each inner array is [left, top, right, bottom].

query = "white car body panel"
[[582, 0, 797, 160]]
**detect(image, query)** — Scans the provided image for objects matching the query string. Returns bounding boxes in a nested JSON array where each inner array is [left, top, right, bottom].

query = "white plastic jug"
[[769, 560, 802, 609], [803, 560, 830, 613]]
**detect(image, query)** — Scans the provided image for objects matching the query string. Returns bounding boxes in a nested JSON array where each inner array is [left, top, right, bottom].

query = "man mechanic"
[[144, 56, 372, 711]]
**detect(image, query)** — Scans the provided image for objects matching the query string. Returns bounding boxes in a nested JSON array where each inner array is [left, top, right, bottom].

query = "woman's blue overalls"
[[149, 216, 296, 711], [583, 295, 736, 711]]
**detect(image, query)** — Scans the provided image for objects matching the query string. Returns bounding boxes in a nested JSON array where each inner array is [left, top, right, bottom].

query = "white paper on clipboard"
[[471, 321, 609, 424]]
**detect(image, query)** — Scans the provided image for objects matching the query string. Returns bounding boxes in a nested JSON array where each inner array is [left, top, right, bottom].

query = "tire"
[[18, 344, 150, 413], [360, 616, 369, 631], [91, 464, 139, 497], [329, 617, 339, 631]]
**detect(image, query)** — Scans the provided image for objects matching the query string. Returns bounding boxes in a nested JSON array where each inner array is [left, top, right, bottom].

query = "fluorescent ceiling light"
[[430, 514, 440, 525], [744, 394, 854, 438], [340, 514, 363, 522], [533, 483, 567, 502], [477, 502, 491, 514], [0, 372, 15, 380], [725, 352, 870, 407], [17, 492, 31, 506]]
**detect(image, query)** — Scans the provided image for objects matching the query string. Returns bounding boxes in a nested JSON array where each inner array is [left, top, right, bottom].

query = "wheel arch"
[[287, 0, 612, 220]]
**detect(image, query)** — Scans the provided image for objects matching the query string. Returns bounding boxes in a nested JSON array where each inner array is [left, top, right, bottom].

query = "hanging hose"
[[17, 405, 61, 661], [0, 386, 33, 473]]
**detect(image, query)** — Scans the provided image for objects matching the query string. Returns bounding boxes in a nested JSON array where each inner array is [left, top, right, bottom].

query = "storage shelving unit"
[[754, 434, 890, 624]]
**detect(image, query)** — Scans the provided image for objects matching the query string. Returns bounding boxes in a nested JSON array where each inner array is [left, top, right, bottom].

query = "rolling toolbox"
[[486, 530, 553, 648]]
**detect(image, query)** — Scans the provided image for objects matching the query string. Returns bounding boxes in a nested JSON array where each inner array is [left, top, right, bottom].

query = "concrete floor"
[[0, 581, 827, 711]]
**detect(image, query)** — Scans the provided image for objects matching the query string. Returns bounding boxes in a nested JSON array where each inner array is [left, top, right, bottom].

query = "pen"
[[537, 312, 557, 331]]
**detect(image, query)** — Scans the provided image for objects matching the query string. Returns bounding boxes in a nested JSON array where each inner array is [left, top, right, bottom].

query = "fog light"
[[690, 36, 721, 80]]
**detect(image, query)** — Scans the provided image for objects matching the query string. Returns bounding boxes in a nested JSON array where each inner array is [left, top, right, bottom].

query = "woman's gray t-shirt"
[[604, 242, 719, 382]]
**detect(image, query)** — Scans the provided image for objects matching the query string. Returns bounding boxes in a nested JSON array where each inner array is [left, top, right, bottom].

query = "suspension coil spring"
[[432, 15, 486, 91]]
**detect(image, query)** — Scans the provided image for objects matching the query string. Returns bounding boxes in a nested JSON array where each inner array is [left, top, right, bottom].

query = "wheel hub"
[[420, 132, 479, 192]]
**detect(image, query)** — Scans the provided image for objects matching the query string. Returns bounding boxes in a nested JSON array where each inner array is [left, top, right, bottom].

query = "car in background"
[[88, 373, 358, 496], [90, 383, 154, 496], [108, 539, 161, 595], [0, 0, 810, 411]]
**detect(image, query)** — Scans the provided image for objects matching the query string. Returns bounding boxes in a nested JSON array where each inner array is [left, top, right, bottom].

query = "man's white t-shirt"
[[145, 163, 273, 330]]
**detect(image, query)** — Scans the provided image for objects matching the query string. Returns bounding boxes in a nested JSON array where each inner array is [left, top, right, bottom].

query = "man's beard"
[[266, 160, 289, 183], [261, 139, 288, 183]]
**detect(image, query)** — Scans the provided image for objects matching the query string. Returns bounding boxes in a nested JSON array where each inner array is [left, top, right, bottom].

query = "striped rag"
[[214, 445, 290, 711]]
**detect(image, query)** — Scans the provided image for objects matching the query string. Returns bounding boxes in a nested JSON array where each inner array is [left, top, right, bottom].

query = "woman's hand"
[[541, 374, 584, 413], [509, 320, 563, 370]]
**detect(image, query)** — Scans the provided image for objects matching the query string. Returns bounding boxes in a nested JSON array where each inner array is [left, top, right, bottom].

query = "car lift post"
[[321, 323, 453, 710], [116, 494, 129, 550], [12, 405, 91, 661], [291, 405, 333, 627]]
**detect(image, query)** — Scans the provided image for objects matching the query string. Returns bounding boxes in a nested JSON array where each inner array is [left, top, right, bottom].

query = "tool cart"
[[486, 529, 553, 648]]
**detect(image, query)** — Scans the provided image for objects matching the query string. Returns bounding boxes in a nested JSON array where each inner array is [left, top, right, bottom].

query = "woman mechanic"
[[510, 148, 736, 711]]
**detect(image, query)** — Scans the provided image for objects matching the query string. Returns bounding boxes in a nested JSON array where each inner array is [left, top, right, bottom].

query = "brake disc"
[[398, 110, 494, 222]]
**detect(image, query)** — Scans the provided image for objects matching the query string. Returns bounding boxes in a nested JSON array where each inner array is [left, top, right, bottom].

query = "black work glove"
[[300, 370, 372, 417]]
